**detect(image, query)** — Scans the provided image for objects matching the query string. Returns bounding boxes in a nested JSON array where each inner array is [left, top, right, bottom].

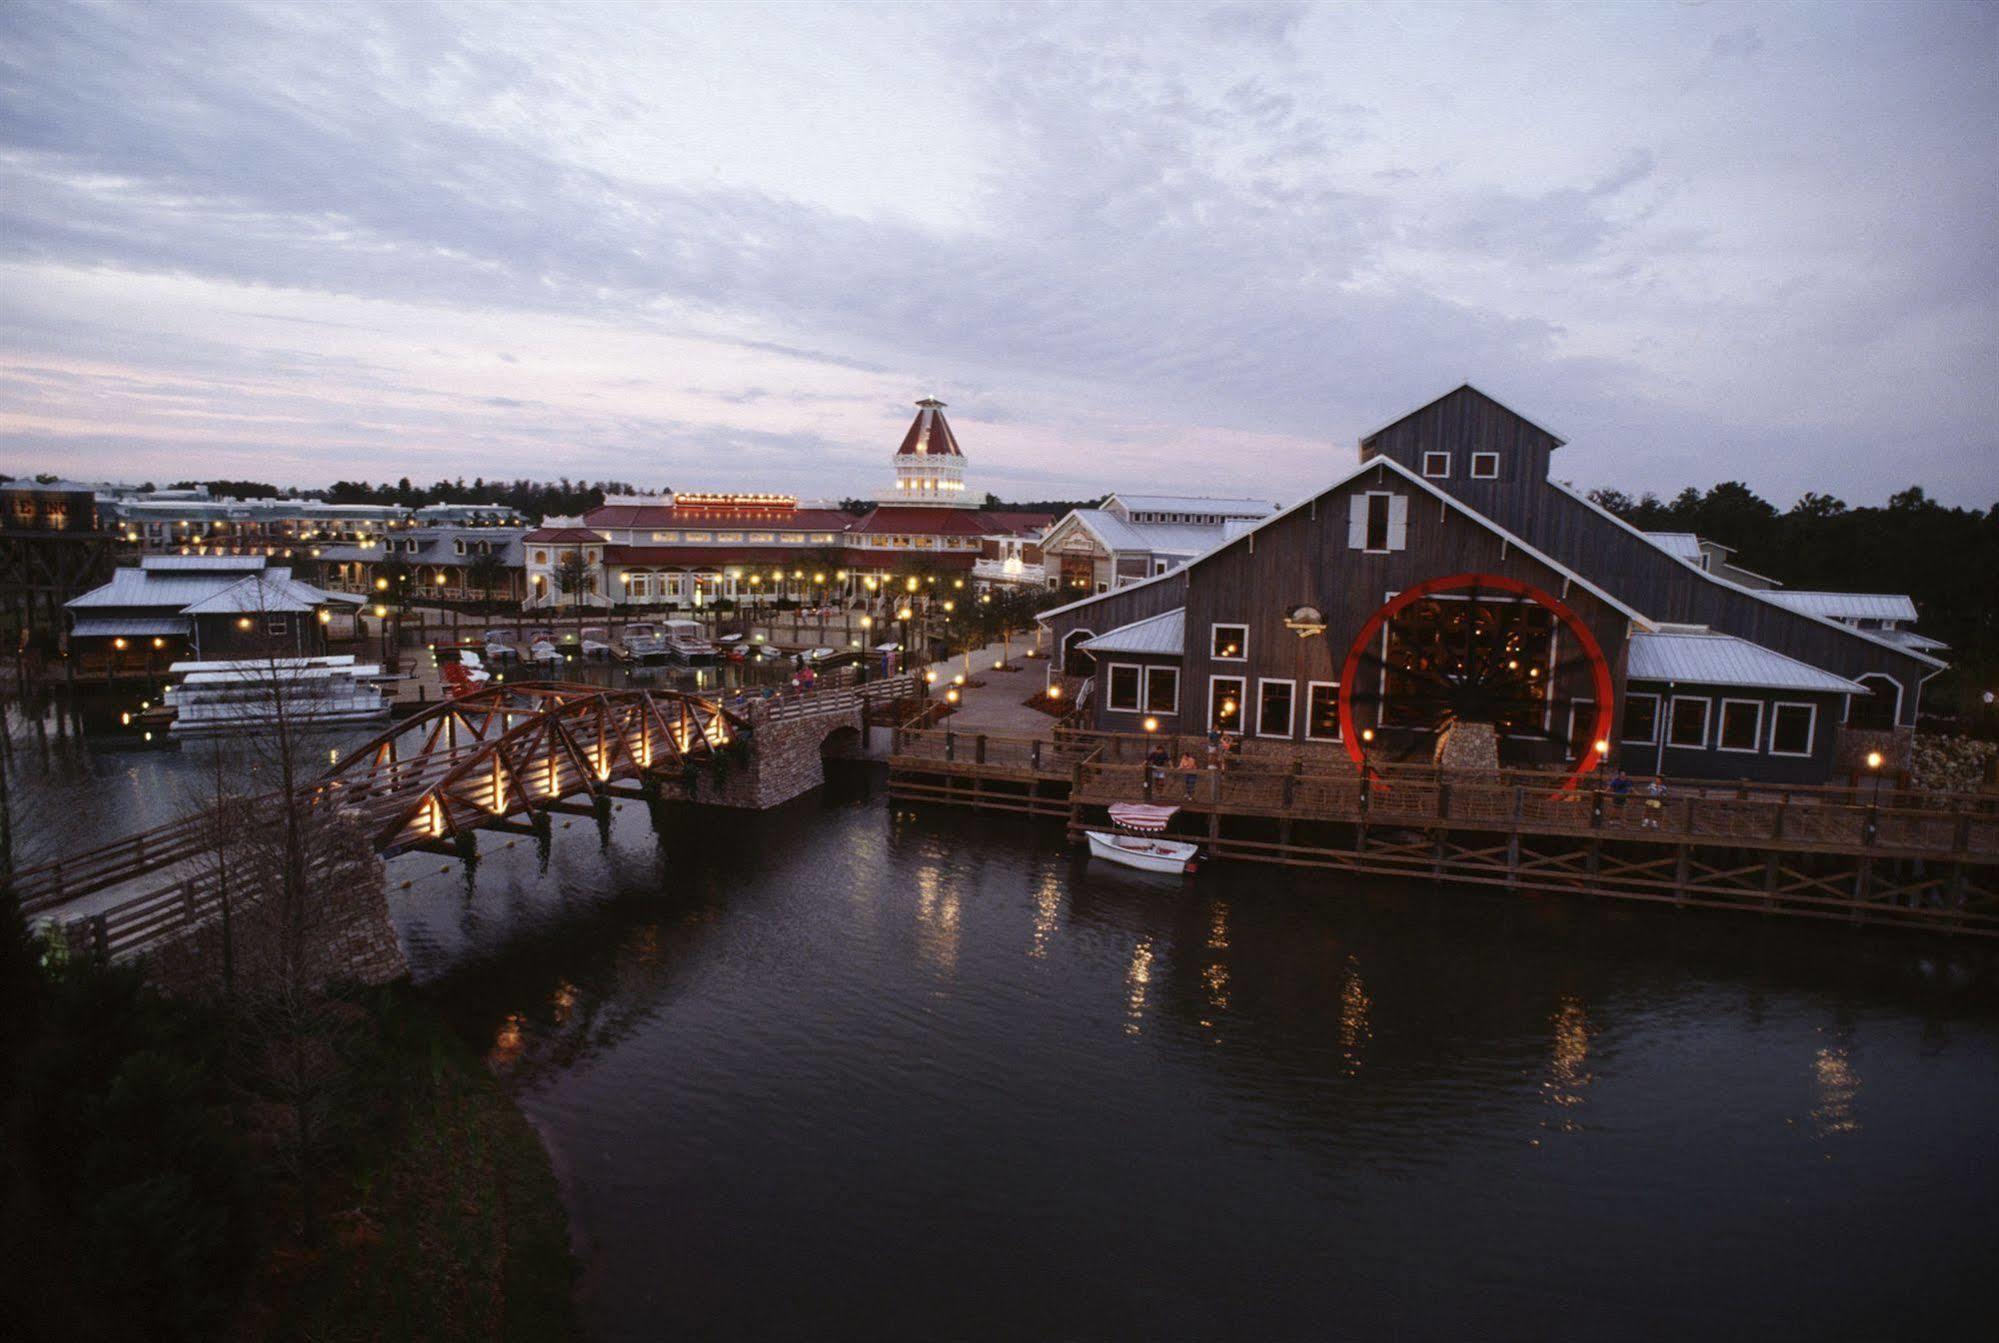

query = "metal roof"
[[67, 568, 247, 609], [1641, 531, 1704, 562], [139, 555, 268, 572], [895, 398, 962, 457], [1879, 628, 1949, 652], [69, 616, 192, 638], [1626, 631, 1866, 693], [1106, 494, 1275, 518], [1760, 590, 1919, 623], [179, 572, 336, 615], [1079, 608, 1186, 656], [1049, 509, 1237, 556]]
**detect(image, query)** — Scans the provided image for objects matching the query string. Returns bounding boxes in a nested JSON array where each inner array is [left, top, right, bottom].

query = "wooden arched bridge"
[[6, 684, 759, 970], [318, 682, 749, 855]]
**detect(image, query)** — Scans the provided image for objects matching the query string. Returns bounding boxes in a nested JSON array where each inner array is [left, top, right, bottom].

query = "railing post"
[[975, 734, 987, 765], [91, 913, 108, 962], [1031, 739, 1042, 771], [945, 729, 955, 762], [1437, 779, 1451, 820], [1589, 789, 1603, 829], [181, 879, 196, 928], [1863, 804, 1878, 847]]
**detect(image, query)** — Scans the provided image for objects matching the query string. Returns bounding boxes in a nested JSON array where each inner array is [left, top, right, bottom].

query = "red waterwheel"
[[1335, 573, 1615, 791]]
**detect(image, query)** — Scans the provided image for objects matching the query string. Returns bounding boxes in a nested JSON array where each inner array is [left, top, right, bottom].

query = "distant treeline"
[[321, 477, 652, 518], [1589, 482, 1998, 717]]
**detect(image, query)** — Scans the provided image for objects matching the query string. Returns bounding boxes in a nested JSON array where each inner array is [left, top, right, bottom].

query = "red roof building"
[[519, 398, 1055, 610]]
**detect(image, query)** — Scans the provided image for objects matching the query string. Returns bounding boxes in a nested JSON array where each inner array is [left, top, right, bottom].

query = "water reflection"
[[1542, 993, 1594, 1133], [1338, 954, 1371, 1077], [1125, 936, 1155, 1037], [913, 862, 960, 974], [1029, 873, 1061, 960], [1812, 1034, 1861, 1137]]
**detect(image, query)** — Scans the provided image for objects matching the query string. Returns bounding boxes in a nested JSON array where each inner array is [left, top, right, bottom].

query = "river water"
[[8, 702, 1998, 1340]]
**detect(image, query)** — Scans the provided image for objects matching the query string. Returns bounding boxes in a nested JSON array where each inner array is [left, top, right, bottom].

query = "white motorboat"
[[580, 626, 613, 659], [1085, 831, 1200, 874], [165, 655, 390, 735], [662, 618, 718, 663], [1084, 803, 1200, 874], [620, 622, 669, 662]]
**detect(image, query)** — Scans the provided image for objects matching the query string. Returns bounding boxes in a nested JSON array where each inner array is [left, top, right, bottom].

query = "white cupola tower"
[[890, 397, 972, 505]]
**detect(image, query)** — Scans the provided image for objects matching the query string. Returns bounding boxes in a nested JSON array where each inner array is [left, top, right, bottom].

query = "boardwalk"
[[889, 728, 1999, 937]]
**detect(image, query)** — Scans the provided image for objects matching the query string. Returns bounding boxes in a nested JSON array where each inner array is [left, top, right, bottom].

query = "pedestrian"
[[1644, 776, 1667, 829], [1206, 729, 1221, 770], [1609, 767, 1630, 823], [1146, 742, 1170, 795], [1178, 751, 1199, 800]]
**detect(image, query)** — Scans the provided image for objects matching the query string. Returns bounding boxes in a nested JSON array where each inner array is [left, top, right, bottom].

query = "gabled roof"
[[179, 571, 337, 615], [896, 398, 962, 457], [1626, 630, 1866, 694], [1079, 608, 1186, 656], [1357, 383, 1568, 450], [1038, 454, 1646, 626], [1045, 509, 1243, 557], [1761, 591, 1919, 623], [1548, 481, 1946, 671]]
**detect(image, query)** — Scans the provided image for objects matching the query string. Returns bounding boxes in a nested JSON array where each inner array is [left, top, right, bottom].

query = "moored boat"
[[164, 655, 390, 735], [1084, 803, 1200, 874]]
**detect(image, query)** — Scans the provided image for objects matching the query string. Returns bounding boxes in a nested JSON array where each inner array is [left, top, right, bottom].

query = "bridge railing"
[[757, 674, 919, 724]]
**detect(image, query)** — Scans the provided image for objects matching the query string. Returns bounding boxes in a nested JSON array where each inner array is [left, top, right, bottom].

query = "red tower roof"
[[894, 398, 962, 457]]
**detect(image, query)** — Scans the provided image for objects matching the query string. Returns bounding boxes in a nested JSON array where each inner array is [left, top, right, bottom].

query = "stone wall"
[[1435, 720, 1500, 774], [693, 704, 864, 809], [1833, 724, 1913, 778]]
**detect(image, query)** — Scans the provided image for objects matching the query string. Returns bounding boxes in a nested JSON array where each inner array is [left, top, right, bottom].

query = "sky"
[[1, 0, 1994, 508]]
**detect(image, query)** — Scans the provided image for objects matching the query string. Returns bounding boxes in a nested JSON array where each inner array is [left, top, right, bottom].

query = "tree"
[[552, 552, 592, 616]]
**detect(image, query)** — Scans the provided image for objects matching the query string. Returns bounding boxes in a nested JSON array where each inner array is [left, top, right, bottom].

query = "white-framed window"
[[1210, 623, 1247, 661], [1769, 701, 1817, 757], [1153, 558, 1171, 575], [1717, 698, 1764, 753], [1621, 692, 1660, 745], [1257, 678, 1295, 738], [1470, 452, 1499, 479], [1350, 491, 1407, 553], [628, 573, 652, 600], [1144, 666, 1180, 715], [453, 539, 467, 555], [1305, 681, 1342, 741], [265, 615, 288, 636], [1667, 695, 1711, 749], [1106, 663, 1142, 712], [1209, 676, 1246, 733], [1849, 673, 1902, 729], [1422, 451, 1451, 479]]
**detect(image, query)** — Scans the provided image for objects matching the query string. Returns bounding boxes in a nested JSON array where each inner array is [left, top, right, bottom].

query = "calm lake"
[[11, 704, 1999, 1341]]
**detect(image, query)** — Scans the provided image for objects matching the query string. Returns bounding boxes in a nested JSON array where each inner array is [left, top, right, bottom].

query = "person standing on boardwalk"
[[1610, 768, 1631, 823], [1644, 776, 1667, 829], [1178, 751, 1199, 800]]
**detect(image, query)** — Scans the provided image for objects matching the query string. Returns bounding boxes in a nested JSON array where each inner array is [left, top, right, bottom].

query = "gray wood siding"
[[1176, 461, 1630, 747], [1360, 385, 1935, 725], [1041, 572, 1189, 669], [1618, 682, 1843, 785]]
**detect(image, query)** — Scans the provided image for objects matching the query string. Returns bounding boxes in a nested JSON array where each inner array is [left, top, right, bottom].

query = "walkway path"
[[926, 639, 1059, 738]]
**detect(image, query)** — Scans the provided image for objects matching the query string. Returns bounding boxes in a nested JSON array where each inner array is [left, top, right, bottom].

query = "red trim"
[[1335, 572, 1615, 793]]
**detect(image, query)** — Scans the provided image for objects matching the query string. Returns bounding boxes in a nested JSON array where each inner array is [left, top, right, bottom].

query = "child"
[[1644, 776, 1666, 829]]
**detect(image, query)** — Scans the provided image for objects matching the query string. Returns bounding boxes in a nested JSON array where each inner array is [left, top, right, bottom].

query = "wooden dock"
[[888, 729, 1999, 937]]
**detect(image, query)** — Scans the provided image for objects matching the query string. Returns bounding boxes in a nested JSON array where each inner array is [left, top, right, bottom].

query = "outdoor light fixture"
[[1143, 717, 1159, 733], [925, 670, 937, 684], [898, 606, 913, 620], [1048, 684, 1062, 700], [1866, 751, 1884, 770], [237, 617, 252, 630], [1361, 728, 1375, 742], [952, 673, 965, 686], [946, 688, 960, 704], [374, 605, 388, 618], [113, 637, 127, 650]]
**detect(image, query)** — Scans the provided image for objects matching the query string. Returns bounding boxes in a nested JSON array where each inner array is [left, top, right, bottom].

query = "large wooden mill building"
[[1039, 387, 1943, 787]]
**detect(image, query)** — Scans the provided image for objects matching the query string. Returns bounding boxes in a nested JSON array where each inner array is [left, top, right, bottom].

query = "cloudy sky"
[[1, 0, 1993, 506]]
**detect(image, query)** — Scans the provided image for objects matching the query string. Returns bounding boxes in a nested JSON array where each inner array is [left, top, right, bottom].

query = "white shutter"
[[1388, 494, 1409, 550], [1347, 494, 1368, 549]]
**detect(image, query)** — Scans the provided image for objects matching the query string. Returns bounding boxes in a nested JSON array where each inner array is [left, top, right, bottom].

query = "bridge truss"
[[317, 682, 749, 854]]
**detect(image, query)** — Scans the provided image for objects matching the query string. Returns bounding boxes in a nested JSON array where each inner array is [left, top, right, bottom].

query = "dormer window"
[[1470, 452, 1499, 479], [1422, 452, 1451, 479]]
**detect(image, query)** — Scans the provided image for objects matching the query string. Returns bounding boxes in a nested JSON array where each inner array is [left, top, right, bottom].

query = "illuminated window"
[[1210, 623, 1247, 661], [1209, 676, 1245, 732], [1306, 682, 1341, 741]]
